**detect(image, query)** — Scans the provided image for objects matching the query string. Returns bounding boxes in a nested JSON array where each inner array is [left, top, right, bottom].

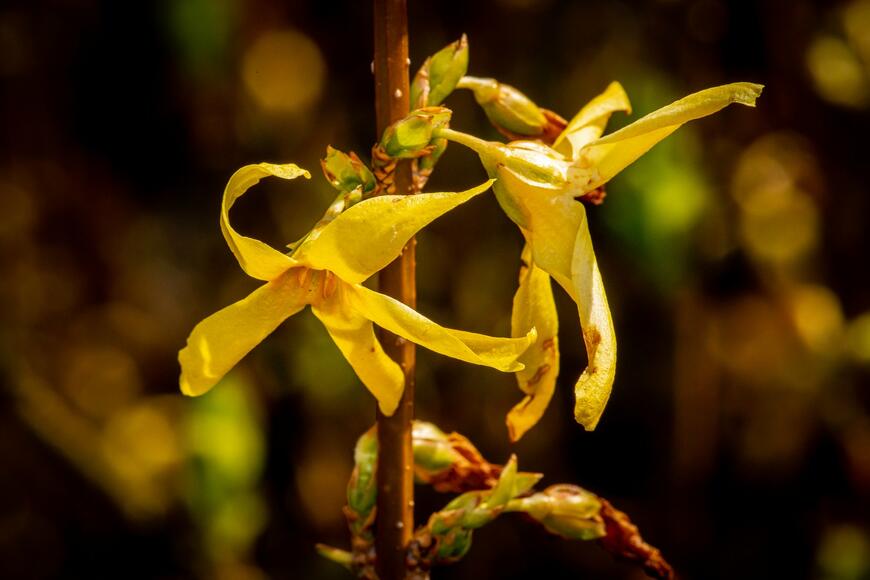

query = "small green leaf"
[[484, 454, 518, 509]]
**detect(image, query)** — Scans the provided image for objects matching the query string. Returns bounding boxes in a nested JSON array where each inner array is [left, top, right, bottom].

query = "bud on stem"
[[506, 484, 606, 541], [380, 107, 452, 159], [410, 35, 469, 108], [321, 146, 377, 194], [457, 76, 544, 135], [346, 427, 378, 533]]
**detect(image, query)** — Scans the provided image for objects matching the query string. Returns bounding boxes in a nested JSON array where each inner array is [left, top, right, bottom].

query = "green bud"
[[435, 528, 473, 562], [428, 35, 469, 106], [412, 421, 463, 473], [347, 428, 378, 518], [410, 65, 430, 110], [411, 35, 469, 108], [430, 504, 469, 535], [380, 107, 452, 158], [422, 454, 541, 565], [321, 146, 376, 194], [458, 76, 548, 136], [426, 495, 479, 562], [508, 484, 606, 541]]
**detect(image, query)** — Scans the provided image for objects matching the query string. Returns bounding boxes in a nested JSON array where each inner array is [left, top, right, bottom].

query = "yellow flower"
[[178, 163, 536, 415], [439, 82, 763, 438]]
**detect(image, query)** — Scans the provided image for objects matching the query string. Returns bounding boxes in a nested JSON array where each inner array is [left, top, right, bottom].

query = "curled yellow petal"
[[570, 205, 616, 430], [495, 165, 577, 295], [553, 81, 631, 158], [579, 82, 763, 190], [498, 167, 617, 430], [506, 245, 560, 443], [344, 284, 535, 373], [221, 163, 309, 281], [179, 269, 307, 396], [311, 284, 404, 416], [294, 180, 495, 284]]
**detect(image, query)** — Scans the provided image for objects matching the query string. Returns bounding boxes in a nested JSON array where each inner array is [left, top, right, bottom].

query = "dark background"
[[1, 0, 869, 578]]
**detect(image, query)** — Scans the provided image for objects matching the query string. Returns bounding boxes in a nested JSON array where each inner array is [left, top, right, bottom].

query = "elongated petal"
[[311, 284, 404, 415], [553, 82, 631, 158], [221, 163, 309, 281], [344, 284, 535, 372], [496, 166, 617, 430], [495, 165, 577, 295], [506, 245, 560, 442], [579, 83, 763, 190], [570, 205, 617, 430], [294, 180, 495, 284], [179, 269, 307, 396]]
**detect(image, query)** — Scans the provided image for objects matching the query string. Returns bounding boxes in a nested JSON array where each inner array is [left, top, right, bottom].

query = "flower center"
[[296, 267, 338, 306]]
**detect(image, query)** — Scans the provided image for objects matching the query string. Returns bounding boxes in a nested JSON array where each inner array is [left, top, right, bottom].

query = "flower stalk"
[[372, 0, 415, 578]]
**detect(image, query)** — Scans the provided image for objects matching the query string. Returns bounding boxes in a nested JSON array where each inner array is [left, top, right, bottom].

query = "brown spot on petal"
[[540, 108, 568, 145], [584, 327, 601, 353], [526, 364, 551, 387], [583, 327, 602, 373]]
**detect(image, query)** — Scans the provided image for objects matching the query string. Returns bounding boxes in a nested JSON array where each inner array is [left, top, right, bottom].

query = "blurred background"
[[1, 0, 869, 578]]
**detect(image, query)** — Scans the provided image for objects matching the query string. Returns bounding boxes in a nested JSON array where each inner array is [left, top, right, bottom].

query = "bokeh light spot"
[[846, 312, 870, 365], [788, 285, 845, 354], [739, 188, 818, 264], [806, 35, 869, 109], [242, 29, 325, 114], [62, 344, 143, 419]]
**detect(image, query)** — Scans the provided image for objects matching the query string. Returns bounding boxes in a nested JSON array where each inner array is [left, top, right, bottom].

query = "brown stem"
[[373, 1, 415, 579]]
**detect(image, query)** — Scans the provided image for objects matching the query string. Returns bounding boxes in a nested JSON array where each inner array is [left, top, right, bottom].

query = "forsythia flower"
[[440, 82, 763, 438], [178, 163, 536, 415]]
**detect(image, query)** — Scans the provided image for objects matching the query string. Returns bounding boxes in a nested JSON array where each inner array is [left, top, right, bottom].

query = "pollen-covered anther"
[[295, 267, 336, 305], [322, 271, 338, 300], [296, 266, 312, 289]]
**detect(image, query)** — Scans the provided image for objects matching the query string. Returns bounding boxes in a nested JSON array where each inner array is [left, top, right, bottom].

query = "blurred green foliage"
[[0, 0, 868, 579]]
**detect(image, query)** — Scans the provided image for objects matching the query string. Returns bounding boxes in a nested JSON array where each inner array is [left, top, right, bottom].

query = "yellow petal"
[[506, 245, 560, 442], [311, 284, 404, 415], [495, 165, 577, 295], [179, 269, 307, 396], [496, 166, 617, 430], [553, 82, 631, 158], [579, 82, 763, 190], [221, 163, 309, 281], [344, 283, 535, 372], [294, 180, 495, 284], [569, 205, 616, 430]]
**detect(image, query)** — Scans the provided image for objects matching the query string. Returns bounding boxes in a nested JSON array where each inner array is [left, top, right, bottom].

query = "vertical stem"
[[373, 0, 414, 578]]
